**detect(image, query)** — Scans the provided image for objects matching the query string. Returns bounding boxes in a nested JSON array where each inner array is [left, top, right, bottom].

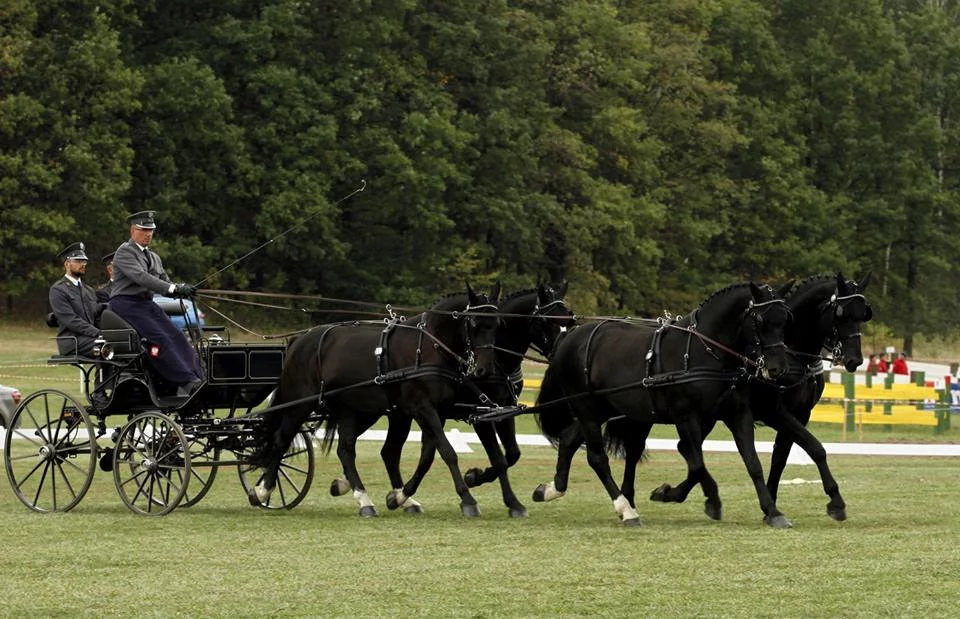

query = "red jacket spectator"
[[892, 354, 909, 375], [877, 357, 889, 373]]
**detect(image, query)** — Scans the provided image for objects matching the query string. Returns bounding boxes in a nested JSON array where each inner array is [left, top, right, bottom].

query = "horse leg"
[[649, 418, 718, 505], [768, 412, 846, 521], [671, 417, 724, 521], [414, 408, 480, 517], [581, 420, 642, 526], [379, 414, 425, 514], [766, 429, 794, 505], [251, 411, 305, 506], [726, 409, 791, 529], [334, 416, 378, 518], [388, 432, 437, 511], [618, 422, 652, 509], [465, 418, 521, 487], [473, 421, 527, 518], [533, 420, 582, 502]]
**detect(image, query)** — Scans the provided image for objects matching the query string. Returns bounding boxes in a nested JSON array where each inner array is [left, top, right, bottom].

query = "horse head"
[[825, 272, 873, 372], [531, 281, 576, 359], [741, 282, 792, 379], [462, 281, 502, 379]]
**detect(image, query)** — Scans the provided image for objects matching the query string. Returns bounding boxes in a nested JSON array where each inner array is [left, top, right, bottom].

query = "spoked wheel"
[[238, 429, 315, 510], [179, 432, 220, 508], [112, 412, 190, 516], [3, 389, 97, 513]]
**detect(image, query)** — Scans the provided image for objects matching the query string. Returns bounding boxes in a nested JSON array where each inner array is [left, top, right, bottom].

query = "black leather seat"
[[100, 310, 142, 356]]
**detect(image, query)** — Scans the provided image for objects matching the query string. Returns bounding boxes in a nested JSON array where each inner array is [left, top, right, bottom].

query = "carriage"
[[2, 304, 315, 515]]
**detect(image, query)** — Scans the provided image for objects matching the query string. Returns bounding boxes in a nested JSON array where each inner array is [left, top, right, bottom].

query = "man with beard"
[[49, 242, 104, 357]]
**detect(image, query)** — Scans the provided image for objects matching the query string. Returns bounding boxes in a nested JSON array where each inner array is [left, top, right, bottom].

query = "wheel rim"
[[3, 389, 97, 513], [112, 412, 190, 516], [238, 430, 314, 510]]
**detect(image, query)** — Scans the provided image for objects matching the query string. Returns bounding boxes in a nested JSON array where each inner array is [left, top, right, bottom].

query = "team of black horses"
[[251, 273, 872, 527]]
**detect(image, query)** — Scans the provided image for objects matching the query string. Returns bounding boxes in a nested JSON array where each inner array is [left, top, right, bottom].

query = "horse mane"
[[423, 292, 469, 318], [784, 273, 836, 300], [502, 288, 538, 303], [698, 282, 754, 308]]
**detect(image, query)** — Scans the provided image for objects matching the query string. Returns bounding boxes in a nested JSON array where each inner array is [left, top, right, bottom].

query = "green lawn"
[[0, 442, 957, 617]]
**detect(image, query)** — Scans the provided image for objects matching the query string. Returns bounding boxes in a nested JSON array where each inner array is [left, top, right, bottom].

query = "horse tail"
[[534, 365, 576, 447], [602, 417, 648, 461], [318, 417, 338, 455]]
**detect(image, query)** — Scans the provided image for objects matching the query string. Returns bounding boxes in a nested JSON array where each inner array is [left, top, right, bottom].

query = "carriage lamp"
[[92, 337, 114, 360], [149, 344, 161, 358], [208, 334, 224, 345]]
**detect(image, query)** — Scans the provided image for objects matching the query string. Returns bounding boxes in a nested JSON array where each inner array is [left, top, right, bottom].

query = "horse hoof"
[[464, 468, 483, 488], [828, 505, 848, 522], [461, 503, 481, 518], [385, 490, 401, 511], [246, 488, 262, 507], [404, 504, 423, 515], [649, 483, 672, 502], [330, 478, 350, 497], [622, 517, 643, 527], [532, 484, 546, 502], [764, 514, 793, 529], [509, 507, 529, 518], [359, 505, 378, 518], [704, 502, 723, 521]]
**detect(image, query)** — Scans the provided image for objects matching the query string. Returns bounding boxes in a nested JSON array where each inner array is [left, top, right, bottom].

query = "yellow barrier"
[[518, 374, 953, 433]]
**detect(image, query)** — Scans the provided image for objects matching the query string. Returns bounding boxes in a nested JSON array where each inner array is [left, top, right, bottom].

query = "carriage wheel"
[[237, 429, 314, 510], [178, 432, 220, 508], [112, 412, 190, 516], [3, 389, 97, 513]]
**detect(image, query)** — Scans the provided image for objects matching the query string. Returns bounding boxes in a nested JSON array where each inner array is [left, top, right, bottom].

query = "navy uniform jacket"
[[49, 277, 104, 356], [110, 238, 174, 299]]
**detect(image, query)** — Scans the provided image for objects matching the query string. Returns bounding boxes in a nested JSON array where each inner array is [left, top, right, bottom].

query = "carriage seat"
[[100, 309, 142, 356]]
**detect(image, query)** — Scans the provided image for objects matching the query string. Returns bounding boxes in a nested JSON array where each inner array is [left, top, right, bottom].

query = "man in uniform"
[[49, 242, 105, 356], [109, 211, 204, 397], [96, 251, 116, 303]]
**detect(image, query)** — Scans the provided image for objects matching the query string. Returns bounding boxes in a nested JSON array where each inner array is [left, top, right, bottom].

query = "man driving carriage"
[[49, 242, 105, 356], [109, 211, 205, 397]]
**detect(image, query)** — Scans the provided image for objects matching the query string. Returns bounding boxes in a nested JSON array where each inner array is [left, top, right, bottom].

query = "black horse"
[[252, 284, 501, 517], [648, 272, 872, 522], [366, 283, 576, 518], [532, 282, 793, 527]]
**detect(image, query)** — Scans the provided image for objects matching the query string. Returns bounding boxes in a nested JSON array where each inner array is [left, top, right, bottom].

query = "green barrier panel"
[[843, 372, 856, 433]]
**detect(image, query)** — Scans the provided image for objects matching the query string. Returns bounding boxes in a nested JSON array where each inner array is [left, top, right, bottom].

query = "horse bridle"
[[459, 301, 500, 375], [528, 298, 576, 359], [821, 291, 869, 362], [741, 297, 790, 375]]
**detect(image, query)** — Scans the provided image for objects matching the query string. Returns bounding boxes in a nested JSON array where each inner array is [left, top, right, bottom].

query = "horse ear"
[[490, 280, 501, 303], [558, 280, 569, 298], [777, 280, 794, 298], [537, 282, 548, 303], [465, 281, 477, 303], [857, 271, 872, 291], [748, 282, 763, 299]]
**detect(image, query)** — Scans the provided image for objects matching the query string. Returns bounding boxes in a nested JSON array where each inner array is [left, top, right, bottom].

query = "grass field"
[[0, 443, 958, 617], [2, 322, 960, 617]]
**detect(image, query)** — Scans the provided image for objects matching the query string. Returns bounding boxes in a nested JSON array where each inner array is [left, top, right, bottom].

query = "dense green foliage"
[[4, 0, 960, 348]]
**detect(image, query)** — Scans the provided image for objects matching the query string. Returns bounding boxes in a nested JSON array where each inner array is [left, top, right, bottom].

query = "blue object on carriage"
[[152, 295, 206, 330]]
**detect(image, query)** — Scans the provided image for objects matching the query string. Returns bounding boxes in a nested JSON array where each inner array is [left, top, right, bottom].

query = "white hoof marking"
[[543, 481, 565, 502]]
